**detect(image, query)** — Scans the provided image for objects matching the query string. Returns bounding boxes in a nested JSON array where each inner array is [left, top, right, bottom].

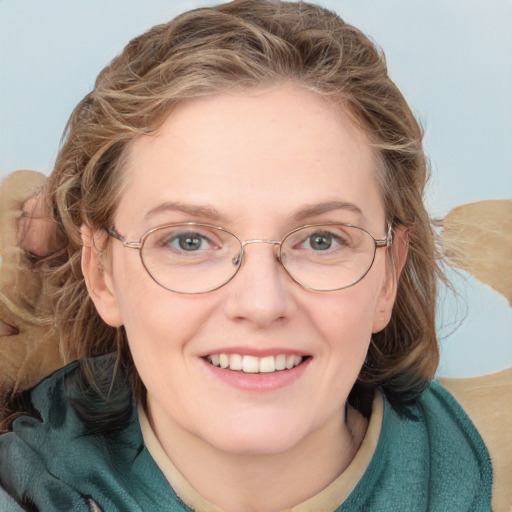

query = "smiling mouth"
[[204, 354, 308, 374]]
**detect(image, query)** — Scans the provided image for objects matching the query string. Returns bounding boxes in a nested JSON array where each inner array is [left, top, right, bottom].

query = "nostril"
[[0, 321, 19, 336]]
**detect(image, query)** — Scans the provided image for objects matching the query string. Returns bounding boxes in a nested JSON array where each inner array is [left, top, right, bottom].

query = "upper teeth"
[[207, 354, 303, 373]]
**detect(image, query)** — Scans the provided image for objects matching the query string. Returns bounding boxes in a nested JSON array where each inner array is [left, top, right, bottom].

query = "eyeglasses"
[[107, 222, 393, 294]]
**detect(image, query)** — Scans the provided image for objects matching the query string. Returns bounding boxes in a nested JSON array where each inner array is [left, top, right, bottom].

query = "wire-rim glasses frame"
[[107, 222, 393, 294]]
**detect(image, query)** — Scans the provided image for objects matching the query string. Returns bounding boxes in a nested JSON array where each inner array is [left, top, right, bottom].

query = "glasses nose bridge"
[[241, 238, 281, 248], [239, 238, 283, 266]]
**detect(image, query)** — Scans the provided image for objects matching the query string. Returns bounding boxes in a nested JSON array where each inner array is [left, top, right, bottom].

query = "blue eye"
[[308, 232, 333, 251], [163, 231, 214, 252], [176, 232, 206, 251], [305, 230, 348, 251]]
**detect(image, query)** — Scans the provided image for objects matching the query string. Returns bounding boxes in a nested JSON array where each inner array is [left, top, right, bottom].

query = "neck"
[[147, 403, 367, 512]]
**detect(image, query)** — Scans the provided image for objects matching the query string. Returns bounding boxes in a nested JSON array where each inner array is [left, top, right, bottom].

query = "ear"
[[372, 226, 408, 333], [81, 225, 123, 327]]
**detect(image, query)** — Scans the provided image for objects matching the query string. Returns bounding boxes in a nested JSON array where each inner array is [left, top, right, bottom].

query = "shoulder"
[[0, 355, 188, 511], [399, 380, 493, 496], [438, 368, 512, 512], [342, 381, 493, 511], [0, 355, 169, 511], [0, 358, 97, 510]]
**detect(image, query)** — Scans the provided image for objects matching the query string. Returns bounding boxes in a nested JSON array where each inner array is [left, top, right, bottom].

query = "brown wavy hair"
[[20, 0, 445, 411]]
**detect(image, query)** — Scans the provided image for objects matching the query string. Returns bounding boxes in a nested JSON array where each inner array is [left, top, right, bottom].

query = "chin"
[[198, 417, 308, 456], [211, 434, 302, 457]]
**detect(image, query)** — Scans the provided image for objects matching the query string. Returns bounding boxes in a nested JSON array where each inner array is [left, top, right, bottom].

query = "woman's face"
[[87, 85, 398, 455]]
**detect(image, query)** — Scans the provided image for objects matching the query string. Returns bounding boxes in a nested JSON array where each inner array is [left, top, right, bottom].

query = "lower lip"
[[201, 357, 311, 392]]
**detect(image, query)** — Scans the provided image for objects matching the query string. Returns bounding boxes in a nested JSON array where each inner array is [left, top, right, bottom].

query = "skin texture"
[[82, 85, 403, 512]]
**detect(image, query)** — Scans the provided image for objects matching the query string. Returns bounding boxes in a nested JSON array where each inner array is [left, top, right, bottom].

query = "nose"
[[222, 241, 296, 328]]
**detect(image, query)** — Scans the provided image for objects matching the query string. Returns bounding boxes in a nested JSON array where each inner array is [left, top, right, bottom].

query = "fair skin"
[[82, 85, 404, 512]]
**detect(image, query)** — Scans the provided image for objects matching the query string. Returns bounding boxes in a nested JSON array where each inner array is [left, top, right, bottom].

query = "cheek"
[[303, 274, 384, 381], [110, 254, 209, 356], [117, 287, 207, 352], [292, 287, 378, 414], [309, 280, 382, 341]]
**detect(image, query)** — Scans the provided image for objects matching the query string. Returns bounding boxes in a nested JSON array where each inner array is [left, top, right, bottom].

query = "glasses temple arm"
[[106, 227, 142, 249], [375, 224, 394, 248]]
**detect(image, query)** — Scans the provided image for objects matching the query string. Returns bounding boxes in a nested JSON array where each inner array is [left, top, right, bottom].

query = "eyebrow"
[[144, 201, 225, 222], [292, 200, 365, 222]]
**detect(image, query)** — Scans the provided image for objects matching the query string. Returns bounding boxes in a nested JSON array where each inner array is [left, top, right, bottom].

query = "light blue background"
[[1, 0, 511, 377]]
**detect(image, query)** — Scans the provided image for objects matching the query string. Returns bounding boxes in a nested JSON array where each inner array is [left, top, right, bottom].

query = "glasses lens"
[[281, 225, 377, 290], [140, 224, 242, 293]]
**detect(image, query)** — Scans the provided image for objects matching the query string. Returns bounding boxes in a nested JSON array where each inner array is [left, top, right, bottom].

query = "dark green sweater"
[[0, 356, 492, 511]]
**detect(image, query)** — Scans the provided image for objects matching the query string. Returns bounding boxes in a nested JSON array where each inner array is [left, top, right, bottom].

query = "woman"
[[0, 1, 505, 510]]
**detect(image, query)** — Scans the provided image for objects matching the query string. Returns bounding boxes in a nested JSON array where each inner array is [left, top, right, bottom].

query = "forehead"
[[118, 85, 384, 232]]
